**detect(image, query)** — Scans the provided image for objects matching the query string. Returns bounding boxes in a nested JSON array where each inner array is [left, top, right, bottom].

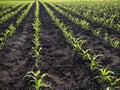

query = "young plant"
[[32, 29, 41, 65], [3, 24, 16, 40], [80, 20, 89, 30], [3, 30, 10, 41], [24, 70, 50, 90], [73, 37, 87, 51], [104, 32, 109, 41], [0, 5, 24, 24], [105, 19, 113, 28], [94, 66, 114, 83], [32, 45, 42, 67], [107, 78, 120, 90], [93, 28, 101, 37], [32, 18, 40, 31], [0, 37, 4, 50], [81, 49, 91, 60], [115, 24, 120, 32], [32, 11, 41, 67], [109, 38, 120, 49], [16, 3, 33, 26], [87, 54, 103, 71], [0, 24, 16, 50]]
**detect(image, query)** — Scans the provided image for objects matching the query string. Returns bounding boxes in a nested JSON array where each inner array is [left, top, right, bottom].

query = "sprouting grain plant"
[[104, 32, 109, 42], [0, 24, 16, 50], [107, 78, 120, 90], [32, 46, 42, 67], [72, 37, 87, 50], [89, 54, 103, 71], [80, 20, 89, 30], [0, 38, 4, 50], [24, 70, 51, 90], [85, 54, 103, 71], [81, 49, 91, 60], [3, 24, 16, 40], [109, 38, 120, 49], [93, 29, 101, 37], [94, 66, 114, 83]]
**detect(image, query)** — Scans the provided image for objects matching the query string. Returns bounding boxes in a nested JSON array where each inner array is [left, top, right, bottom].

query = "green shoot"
[[94, 66, 114, 83], [106, 78, 120, 90], [24, 70, 50, 90], [109, 38, 120, 49]]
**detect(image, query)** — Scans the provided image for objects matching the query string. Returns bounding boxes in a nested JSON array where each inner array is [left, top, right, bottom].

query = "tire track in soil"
[[46, 3, 120, 75], [40, 3, 102, 90], [0, 3, 35, 90], [0, 4, 29, 33]]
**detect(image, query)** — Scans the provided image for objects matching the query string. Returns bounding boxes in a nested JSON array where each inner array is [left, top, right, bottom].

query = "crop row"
[[0, 1, 33, 50], [0, 4, 25, 24], [55, 2, 120, 37], [24, 1, 50, 90], [0, 1, 18, 11], [0, 0, 119, 89], [0, 4, 21, 17], [55, 0, 120, 32], [0, 1, 32, 24], [42, 1, 120, 90], [48, 3, 120, 50]]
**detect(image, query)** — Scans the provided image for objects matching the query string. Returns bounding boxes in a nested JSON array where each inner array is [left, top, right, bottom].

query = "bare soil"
[[0, 2, 119, 90], [45, 3, 120, 75], [0, 3, 35, 90], [39, 3, 102, 90]]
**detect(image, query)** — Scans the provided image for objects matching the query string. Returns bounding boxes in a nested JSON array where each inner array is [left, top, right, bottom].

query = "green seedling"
[[0, 38, 4, 50], [107, 78, 120, 90], [3, 24, 15, 40], [33, 34, 40, 47], [82, 53, 103, 71], [88, 54, 104, 71], [109, 38, 120, 49], [24, 70, 51, 90], [104, 32, 109, 41], [81, 49, 91, 60], [80, 20, 89, 30], [90, 60, 101, 71], [9, 24, 16, 36], [73, 37, 87, 51], [33, 18, 40, 31], [3, 30, 10, 40], [94, 66, 114, 83], [93, 29, 101, 37]]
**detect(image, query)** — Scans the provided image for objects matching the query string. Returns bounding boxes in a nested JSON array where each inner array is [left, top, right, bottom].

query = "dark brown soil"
[[0, 3, 35, 90], [0, 4, 22, 18], [0, 1, 119, 90], [45, 3, 120, 76], [54, 4, 120, 36], [53, 4, 120, 51], [52, 4, 120, 55], [39, 3, 102, 90], [0, 4, 28, 33]]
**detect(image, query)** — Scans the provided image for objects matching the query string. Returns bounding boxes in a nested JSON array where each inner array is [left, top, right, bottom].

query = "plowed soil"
[[0, 1, 120, 90]]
